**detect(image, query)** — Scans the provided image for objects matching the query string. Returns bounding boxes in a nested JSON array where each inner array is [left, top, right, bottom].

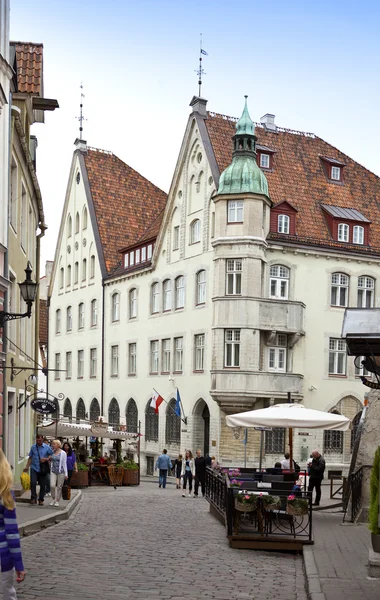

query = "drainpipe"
[[101, 279, 105, 416]]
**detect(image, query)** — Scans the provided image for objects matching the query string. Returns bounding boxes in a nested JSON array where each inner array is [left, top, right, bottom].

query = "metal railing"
[[348, 466, 364, 522]]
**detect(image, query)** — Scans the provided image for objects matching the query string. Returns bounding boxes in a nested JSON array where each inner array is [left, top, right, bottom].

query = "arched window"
[[331, 272, 349, 307], [83, 207, 88, 230], [90, 398, 100, 422], [78, 302, 84, 329], [63, 398, 72, 420], [108, 398, 120, 426], [277, 214, 290, 234], [165, 398, 181, 444], [74, 262, 79, 284], [358, 276, 374, 308], [151, 282, 159, 313], [55, 309, 61, 334], [351, 411, 363, 450], [163, 279, 172, 311], [196, 270, 206, 305], [76, 398, 86, 423], [66, 306, 72, 331], [82, 258, 87, 281], [67, 215, 72, 238], [190, 219, 201, 244], [323, 410, 343, 453], [129, 288, 137, 318], [145, 401, 159, 441], [269, 265, 290, 299], [111, 292, 120, 321], [126, 398, 138, 433], [66, 264, 71, 287], [75, 212, 80, 234], [90, 255, 95, 278], [91, 299, 98, 327], [175, 276, 185, 309], [59, 267, 64, 289]]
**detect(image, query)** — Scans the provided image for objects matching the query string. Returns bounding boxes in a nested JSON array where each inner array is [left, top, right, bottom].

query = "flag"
[[150, 390, 164, 414], [175, 389, 182, 417], [200, 49, 208, 55]]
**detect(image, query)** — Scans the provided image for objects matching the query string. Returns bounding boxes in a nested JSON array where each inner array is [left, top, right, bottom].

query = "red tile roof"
[[39, 299, 48, 345], [205, 112, 380, 253], [11, 42, 43, 95], [84, 149, 167, 273]]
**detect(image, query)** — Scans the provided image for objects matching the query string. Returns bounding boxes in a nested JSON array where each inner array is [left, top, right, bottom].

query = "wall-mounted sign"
[[31, 398, 57, 415], [298, 432, 311, 436]]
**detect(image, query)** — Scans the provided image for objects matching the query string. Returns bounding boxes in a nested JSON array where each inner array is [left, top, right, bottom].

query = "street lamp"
[[0, 262, 38, 327]]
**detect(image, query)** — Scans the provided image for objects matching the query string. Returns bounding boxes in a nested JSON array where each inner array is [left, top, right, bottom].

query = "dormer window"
[[260, 153, 270, 169], [320, 156, 346, 183], [338, 223, 349, 242], [278, 214, 290, 234], [122, 242, 155, 270], [257, 144, 275, 171], [321, 205, 370, 246], [353, 225, 364, 245], [331, 166, 341, 181]]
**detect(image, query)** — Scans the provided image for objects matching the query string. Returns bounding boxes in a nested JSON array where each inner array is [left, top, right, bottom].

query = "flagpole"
[[152, 388, 187, 425]]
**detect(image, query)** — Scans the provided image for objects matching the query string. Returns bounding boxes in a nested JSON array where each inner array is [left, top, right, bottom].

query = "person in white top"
[[49, 440, 68, 507], [280, 453, 291, 470]]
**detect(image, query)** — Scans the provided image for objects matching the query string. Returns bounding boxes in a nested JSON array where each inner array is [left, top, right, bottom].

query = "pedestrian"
[[181, 450, 195, 497], [174, 454, 183, 489], [155, 449, 172, 489], [280, 452, 291, 470], [23, 434, 53, 506], [0, 449, 26, 598], [62, 442, 78, 487], [306, 454, 313, 475], [49, 440, 68, 507], [194, 449, 207, 498], [211, 456, 219, 469], [308, 449, 326, 506]]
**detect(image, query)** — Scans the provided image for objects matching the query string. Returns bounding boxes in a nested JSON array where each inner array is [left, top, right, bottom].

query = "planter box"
[[123, 469, 139, 486], [70, 470, 89, 488]]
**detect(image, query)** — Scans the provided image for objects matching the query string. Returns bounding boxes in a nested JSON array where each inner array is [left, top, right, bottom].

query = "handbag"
[[36, 444, 50, 476], [62, 485, 71, 501]]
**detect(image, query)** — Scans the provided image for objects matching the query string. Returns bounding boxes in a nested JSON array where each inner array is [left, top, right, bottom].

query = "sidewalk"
[[15, 490, 81, 536]]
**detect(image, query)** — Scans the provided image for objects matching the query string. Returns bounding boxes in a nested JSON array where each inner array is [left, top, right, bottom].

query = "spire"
[[75, 83, 86, 140], [236, 95, 255, 136]]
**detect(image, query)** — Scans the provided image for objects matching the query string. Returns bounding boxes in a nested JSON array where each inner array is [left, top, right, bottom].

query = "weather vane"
[[75, 83, 87, 140], [195, 34, 208, 97]]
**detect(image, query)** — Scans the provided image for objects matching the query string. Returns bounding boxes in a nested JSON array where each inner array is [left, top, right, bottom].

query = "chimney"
[[74, 138, 87, 152], [260, 113, 276, 132], [189, 96, 207, 117]]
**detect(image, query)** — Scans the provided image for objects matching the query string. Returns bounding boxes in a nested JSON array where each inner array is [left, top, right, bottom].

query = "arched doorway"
[[202, 404, 210, 457], [193, 399, 210, 457]]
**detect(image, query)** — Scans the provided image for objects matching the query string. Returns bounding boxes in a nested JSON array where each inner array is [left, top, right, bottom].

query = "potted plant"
[[122, 460, 139, 486], [286, 494, 308, 516], [369, 446, 380, 552], [230, 479, 242, 488], [235, 492, 257, 512], [262, 494, 281, 511], [70, 462, 89, 488]]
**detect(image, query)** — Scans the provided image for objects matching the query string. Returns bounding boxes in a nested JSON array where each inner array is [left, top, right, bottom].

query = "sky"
[[10, 0, 380, 269]]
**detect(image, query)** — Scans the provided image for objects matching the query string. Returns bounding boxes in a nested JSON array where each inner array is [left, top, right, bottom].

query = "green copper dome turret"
[[218, 96, 269, 197]]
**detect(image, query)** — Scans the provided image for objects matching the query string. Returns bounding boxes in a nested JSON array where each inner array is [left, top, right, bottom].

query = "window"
[[128, 343, 137, 375], [147, 244, 153, 260], [329, 338, 346, 375], [74, 262, 79, 284], [111, 293, 120, 322], [108, 398, 120, 426], [163, 280, 172, 311], [190, 219, 201, 244], [66, 352, 72, 379], [78, 303, 84, 329], [331, 166, 341, 181], [66, 306, 72, 331], [90, 398, 100, 422], [145, 402, 158, 441], [162, 338, 171, 372], [77, 350, 84, 378], [166, 398, 181, 444], [54, 353, 60, 380], [129, 251, 135, 267], [141, 246, 146, 262], [75, 212, 80, 233], [126, 399, 138, 433], [59, 268, 64, 289], [354, 356, 370, 377], [226, 259, 242, 295], [338, 223, 349, 242], [175, 276, 185, 309], [151, 282, 160, 313], [82, 258, 87, 281], [63, 398, 72, 419], [225, 329, 240, 367], [55, 309, 61, 334], [331, 272, 349, 307], [268, 334, 287, 372], [194, 334, 205, 371], [135, 248, 140, 264], [67, 215, 72, 238], [196, 270, 206, 305], [270, 265, 289, 299], [91, 299, 98, 327], [173, 226, 180, 250], [265, 428, 285, 454], [90, 255, 95, 278], [66, 264, 71, 287], [76, 398, 86, 422], [353, 225, 364, 245], [174, 337, 183, 372], [358, 276, 374, 308], [129, 288, 137, 318], [83, 207, 88, 230], [260, 153, 270, 169], [227, 200, 244, 223], [278, 214, 290, 234], [324, 426, 343, 453], [111, 345, 119, 376], [150, 340, 159, 373], [90, 348, 97, 378]]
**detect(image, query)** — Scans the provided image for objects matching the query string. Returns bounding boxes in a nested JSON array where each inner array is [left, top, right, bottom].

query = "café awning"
[[37, 420, 139, 440]]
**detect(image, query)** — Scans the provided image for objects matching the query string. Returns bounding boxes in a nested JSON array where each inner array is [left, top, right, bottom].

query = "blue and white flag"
[[175, 388, 182, 417], [200, 49, 208, 55]]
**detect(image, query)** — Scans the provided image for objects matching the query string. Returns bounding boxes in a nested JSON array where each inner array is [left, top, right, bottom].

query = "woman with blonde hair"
[[49, 440, 68, 507], [0, 449, 25, 598]]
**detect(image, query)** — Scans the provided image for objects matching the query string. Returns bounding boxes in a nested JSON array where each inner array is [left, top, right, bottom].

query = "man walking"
[[23, 434, 53, 505], [155, 449, 172, 489], [308, 449, 326, 506], [194, 449, 206, 498]]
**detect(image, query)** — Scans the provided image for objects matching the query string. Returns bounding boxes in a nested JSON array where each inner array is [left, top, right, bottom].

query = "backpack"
[[293, 460, 301, 473]]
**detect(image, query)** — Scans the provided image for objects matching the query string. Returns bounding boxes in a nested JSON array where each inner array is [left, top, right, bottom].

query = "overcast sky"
[[10, 0, 380, 269]]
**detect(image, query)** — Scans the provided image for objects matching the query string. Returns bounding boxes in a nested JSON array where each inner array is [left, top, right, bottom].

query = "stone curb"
[[303, 546, 327, 600], [17, 491, 82, 537]]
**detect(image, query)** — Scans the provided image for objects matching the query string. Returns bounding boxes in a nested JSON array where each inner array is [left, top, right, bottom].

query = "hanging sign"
[[361, 376, 380, 390], [30, 397, 57, 415]]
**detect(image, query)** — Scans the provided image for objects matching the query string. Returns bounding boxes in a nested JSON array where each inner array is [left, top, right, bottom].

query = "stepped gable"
[[84, 149, 167, 273], [10, 41, 43, 95], [205, 112, 380, 252]]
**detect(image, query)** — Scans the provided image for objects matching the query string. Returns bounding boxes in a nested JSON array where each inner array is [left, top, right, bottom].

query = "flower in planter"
[[286, 495, 308, 514], [236, 492, 256, 506], [230, 479, 242, 488], [229, 468, 241, 477]]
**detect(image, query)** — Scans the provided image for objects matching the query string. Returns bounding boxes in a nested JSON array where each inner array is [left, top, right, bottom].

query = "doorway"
[[202, 405, 210, 457]]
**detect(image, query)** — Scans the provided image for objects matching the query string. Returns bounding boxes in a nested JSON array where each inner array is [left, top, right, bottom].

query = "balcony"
[[259, 299, 305, 334]]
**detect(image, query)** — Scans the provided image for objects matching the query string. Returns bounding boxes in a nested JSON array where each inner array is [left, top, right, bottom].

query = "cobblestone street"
[[11, 482, 307, 600]]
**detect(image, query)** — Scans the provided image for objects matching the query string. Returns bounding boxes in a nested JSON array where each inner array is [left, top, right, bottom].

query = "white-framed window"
[[59, 268, 64, 289], [268, 334, 287, 372], [331, 166, 341, 181], [135, 248, 140, 264], [54, 353, 61, 380], [78, 302, 85, 329], [66, 351, 72, 379], [227, 200, 244, 223], [173, 226, 180, 250], [66, 265, 71, 287], [74, 262, 79, 284], [67, 215, 72, 238], [331, 272, 349, 307], [151, 282, 160, 313], [129, 251, 135, 267], [354, 356, 370, 377], [111, 345, 119, 376], [226, 259, 242, 295], [150, 340, 159, 373], [90, 348, 97, 378], [75, 212, 80, 233], [55, 309, 61, 334], [82, 258, 87, 281], [269, 265, 289, 299], [260, 153, 270, 169], [196, 270, 206, 305], [194, 333, 205, 371], [338, 223, 349, 242], [111, 292, 120, 322], [329, 338, 346, 375], [163, 279, 172, 311], [66, 306, 72, 331], [141, 246, 147, 262], [175, 276, 185, 309], [278, 214, 290, 234], [162, 338, 171, 373], [128, 343, 137, 375], [174, 337, 183, 372], [90, 255, 95, 278], [190, 219, 201, 244], [91, 299, 98, 327], [77, 350, 84, 378], [147, 244, 153, 260], [225, 329, 240, 367], [353, 225, 364, 245], [83, 207, 88, 230], [358, 276, 375, 308], [129, 288, 137, 318]]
